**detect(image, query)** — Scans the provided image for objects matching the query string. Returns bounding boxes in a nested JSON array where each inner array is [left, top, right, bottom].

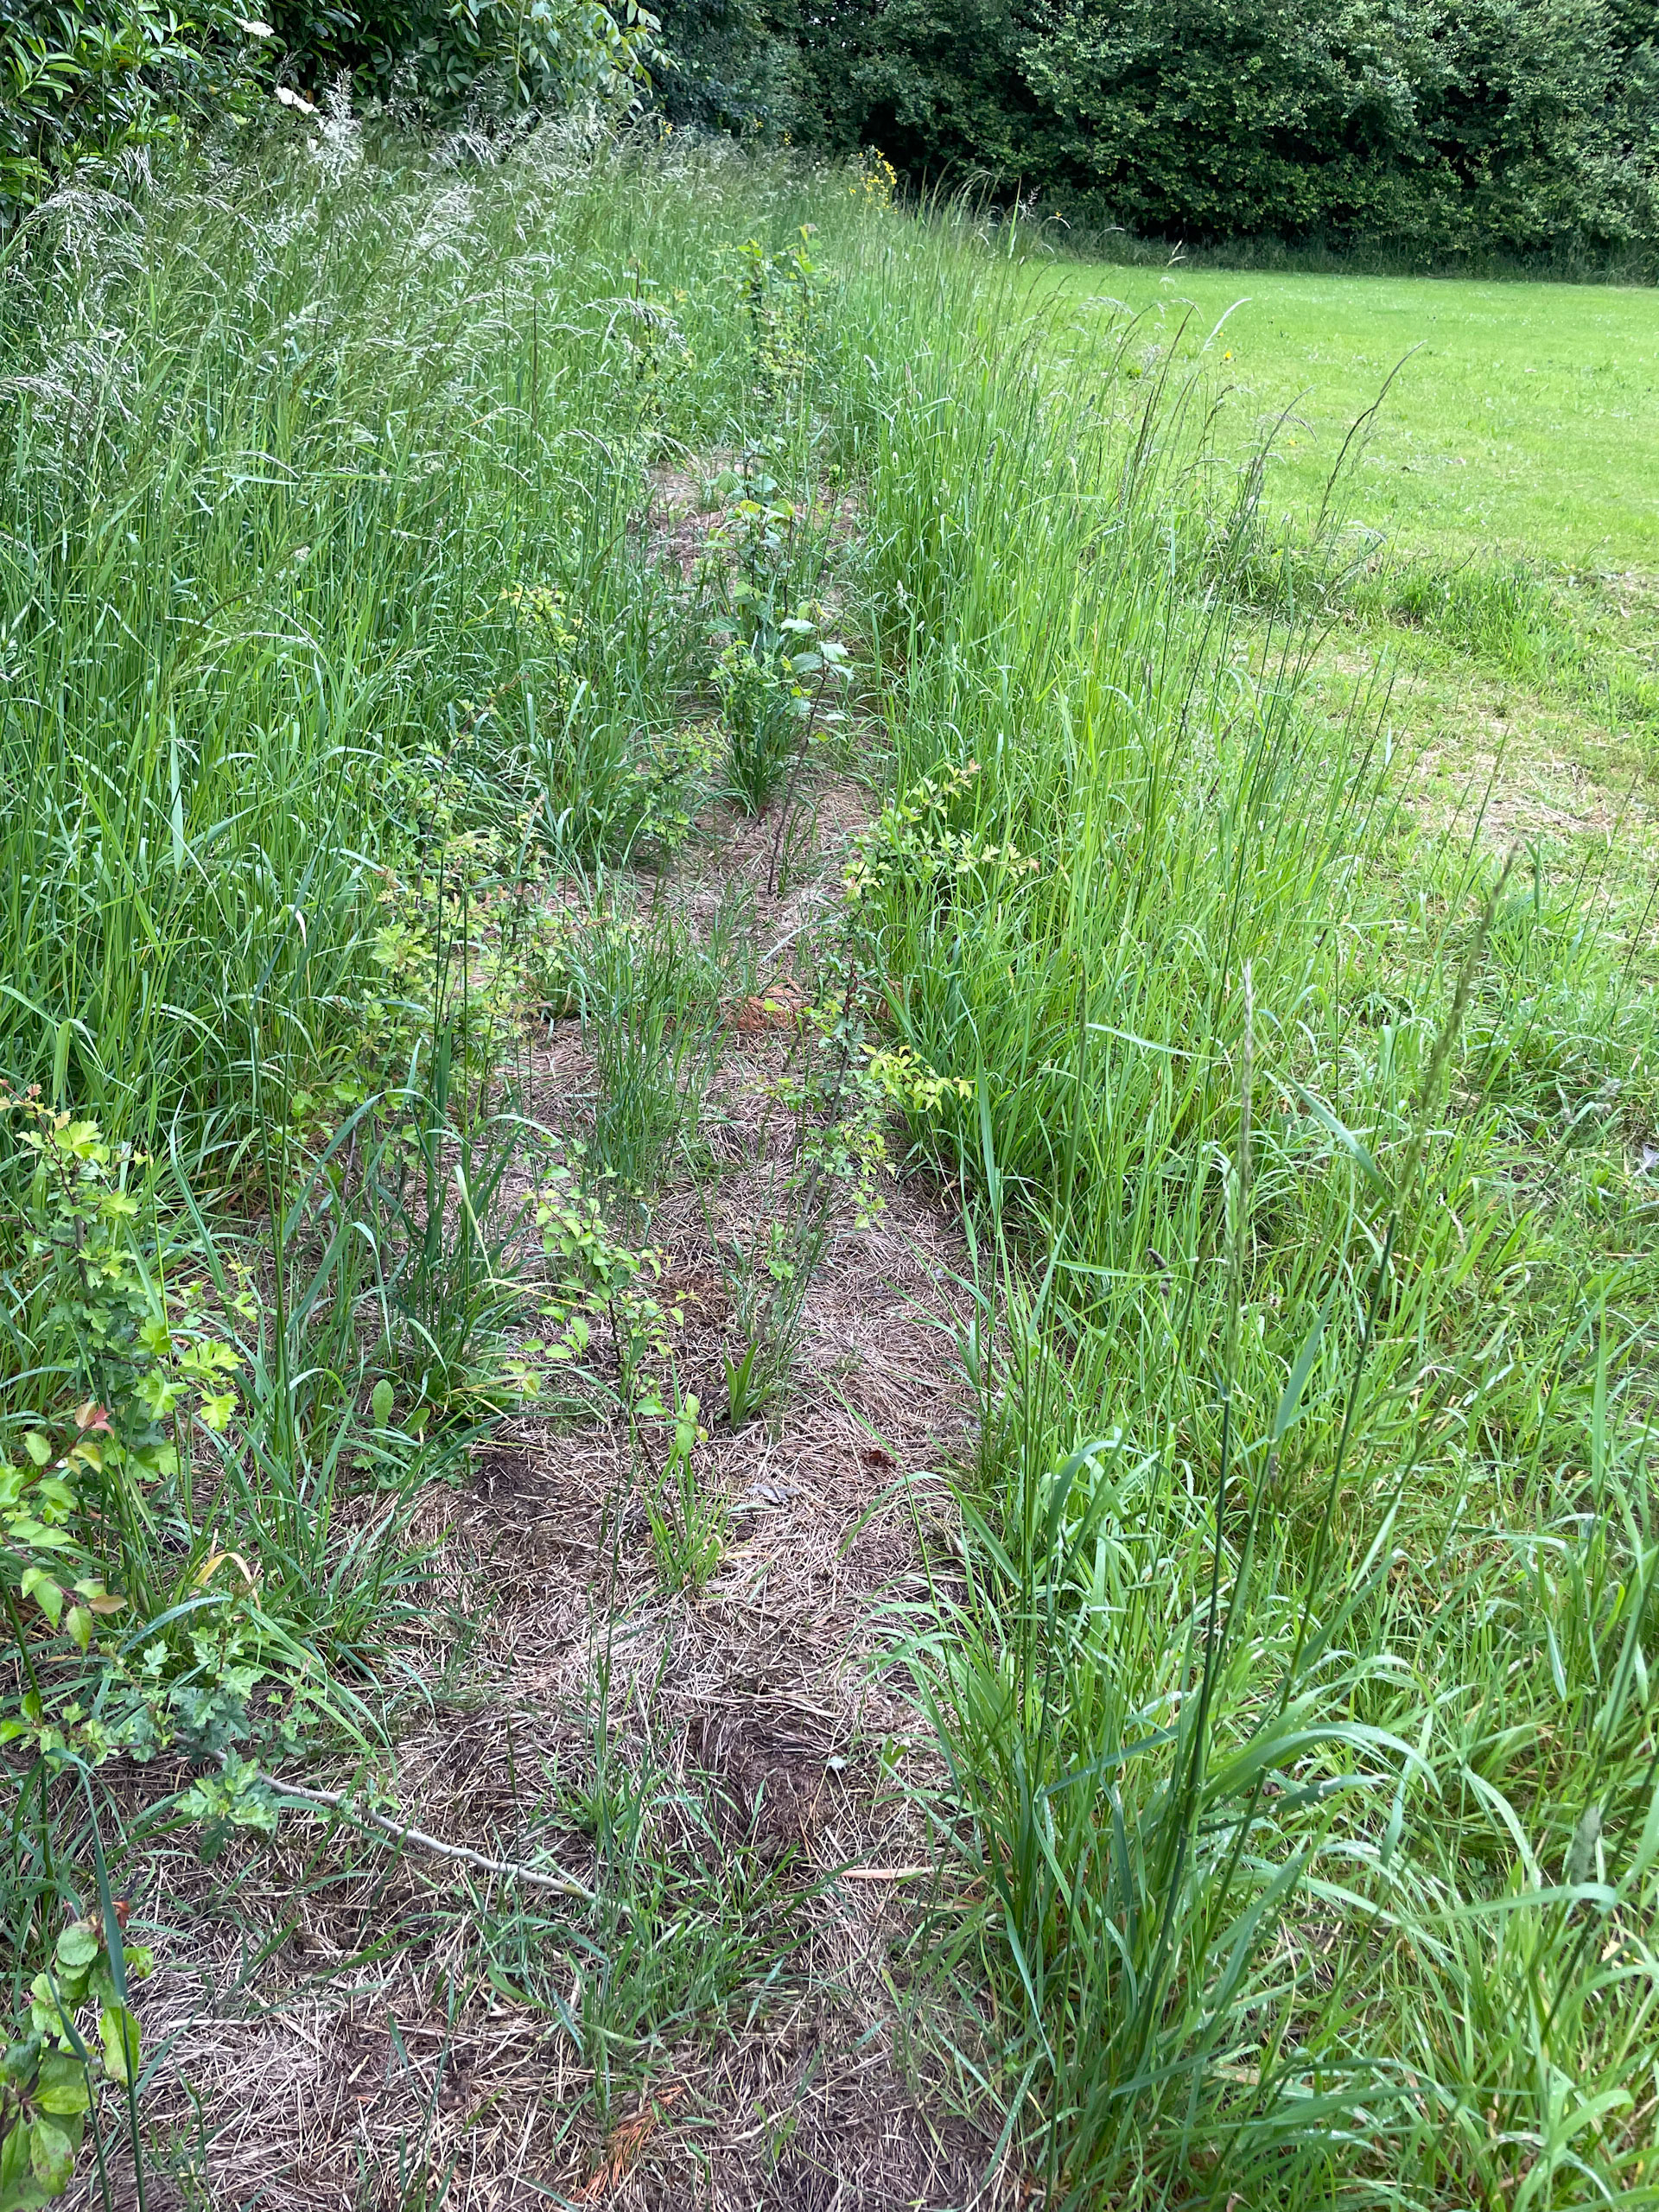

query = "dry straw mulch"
[[84, 786, 1022, 2212]]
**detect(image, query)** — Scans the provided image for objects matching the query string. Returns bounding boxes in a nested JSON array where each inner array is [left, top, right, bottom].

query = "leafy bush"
[[0, 0, 268, 222], [645, 0, 794, 132], [712, 633, 805, 809], [0, 0, 655, 227], [0, 1909, 149, 2209], [766, 0, 1659, 262], [266, 0, 655, 118]]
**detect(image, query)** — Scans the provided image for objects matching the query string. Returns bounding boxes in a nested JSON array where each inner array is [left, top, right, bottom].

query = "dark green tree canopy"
[[2, 0, 653, 222], [685, 0, 1657, 257]]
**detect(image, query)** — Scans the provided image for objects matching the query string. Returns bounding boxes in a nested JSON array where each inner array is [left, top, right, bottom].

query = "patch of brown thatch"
[[70, 757, 1018, 2211]]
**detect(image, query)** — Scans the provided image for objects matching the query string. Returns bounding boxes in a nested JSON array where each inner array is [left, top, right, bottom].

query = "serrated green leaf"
[[0, 2034, 42, 2086], [12, 1527, 71, 1552]]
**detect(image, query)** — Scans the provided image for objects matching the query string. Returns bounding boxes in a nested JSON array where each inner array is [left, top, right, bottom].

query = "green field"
[[1053, 264, 1659, 571], [1041, 260, 1659, 796]]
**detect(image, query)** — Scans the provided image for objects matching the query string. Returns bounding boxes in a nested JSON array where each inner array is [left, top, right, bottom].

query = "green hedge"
[[732, 0, 1658, 263], [1, 0, 266, 216], [264, 0, 653, 118]]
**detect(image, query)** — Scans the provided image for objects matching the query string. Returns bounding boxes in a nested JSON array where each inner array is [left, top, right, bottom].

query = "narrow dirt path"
[[115, 788, 1014, 2210]]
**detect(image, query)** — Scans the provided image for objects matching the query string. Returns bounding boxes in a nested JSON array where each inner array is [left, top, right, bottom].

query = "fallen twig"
[[222, 1756, 596, 1900], [832, 1864, 935, 1882]]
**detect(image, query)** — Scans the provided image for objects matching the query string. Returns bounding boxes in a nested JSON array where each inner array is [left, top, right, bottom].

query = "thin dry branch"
[[226, 1757, 596, 1899]]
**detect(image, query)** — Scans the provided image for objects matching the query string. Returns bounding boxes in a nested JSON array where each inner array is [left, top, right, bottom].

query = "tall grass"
[[0, 124, 892, 2143], [0, 127, 852, 1166], [835, 250, 1659, 2202]]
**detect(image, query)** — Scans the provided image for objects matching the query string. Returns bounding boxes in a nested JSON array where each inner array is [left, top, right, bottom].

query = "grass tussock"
[[847, 248, 1659, 2205]]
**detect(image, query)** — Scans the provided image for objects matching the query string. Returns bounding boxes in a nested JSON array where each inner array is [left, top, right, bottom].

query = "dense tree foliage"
[[1, 0, 266, 213], [5, 0, 1653, 257], [655, 0, 1658, 258], [265, 0, 653, 114], [647, 0, 791, 129], [1, 0, 652, 221]]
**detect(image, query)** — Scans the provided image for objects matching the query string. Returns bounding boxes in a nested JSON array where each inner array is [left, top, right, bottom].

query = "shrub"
[[266, 0, 656, 118], [0, 0, 656, 226], [764, 0, 1659, 263], [0, 0, 268, 223], [646, 0, 795, 133]]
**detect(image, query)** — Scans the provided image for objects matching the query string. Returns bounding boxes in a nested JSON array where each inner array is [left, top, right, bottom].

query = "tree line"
[[659, 0, 1659, 263], [3, 0, 1655, 261], [0, 0, 652, 221]]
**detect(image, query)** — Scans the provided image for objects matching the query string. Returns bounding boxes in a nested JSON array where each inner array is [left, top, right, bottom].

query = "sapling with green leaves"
[[0, 1909, 149, 2212], [645, 1389, 725, 1594]]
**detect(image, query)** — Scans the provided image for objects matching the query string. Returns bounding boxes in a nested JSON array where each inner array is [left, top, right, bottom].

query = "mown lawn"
[[1039, 257, 1659, 809], [1048, 260, 1659, 571]]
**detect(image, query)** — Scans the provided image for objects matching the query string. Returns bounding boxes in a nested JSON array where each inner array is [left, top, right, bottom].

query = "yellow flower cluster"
[[849, 149, 899, 209]]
